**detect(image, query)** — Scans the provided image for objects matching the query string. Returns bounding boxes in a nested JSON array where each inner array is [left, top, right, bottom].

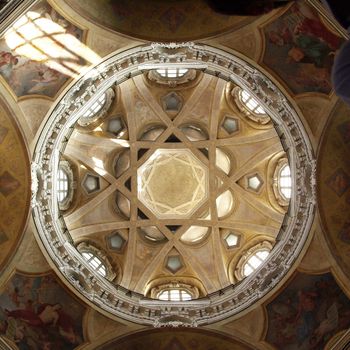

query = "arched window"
[[215, 148, 231, 175], [180, 124, 208, 141], [243, 249, 270, 277], [140, 125, 166, 141], [239, 89, 266, 115], [273, 158, 292, 207], [150, 282, 200, 300], [82, 252, 107, 277], [82, 93, 106, 119], [148, 68, 196, 86], [234, 241, 273, 281], [156, 68, 188, 78], [158, 288, 192, 301], [232, 87, 270, 125], [77, 242, 117, 281], [57, 168, 69, 203], [216, 190, 234, 218], [279, 164, 292, 200], [57, 161, 74, 211], [78, 88, 115, 126]]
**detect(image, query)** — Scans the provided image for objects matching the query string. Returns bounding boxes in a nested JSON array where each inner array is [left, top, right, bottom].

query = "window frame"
[[232, 87, 271, 125], [150, 282, 199, 301], [57, 160, 74, 211], [57, 168, 69, 203], [82, 251, 107, 277], [246, 172, 264, 193], [158, 288, 192, 301], [224, 231, 241, 249], [81, 172, 101, 195], [77, 241, 117, 281], [234, 241, 273, 281], [156, 67, 189, 79], [78, 88, 115, 127], [273, 158, 292, 207], [147, 67, 197, 86], [242, 249, 270, 277]]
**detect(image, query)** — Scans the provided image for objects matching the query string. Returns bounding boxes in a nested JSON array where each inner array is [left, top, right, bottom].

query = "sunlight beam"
[[5, 11, 100, 78]]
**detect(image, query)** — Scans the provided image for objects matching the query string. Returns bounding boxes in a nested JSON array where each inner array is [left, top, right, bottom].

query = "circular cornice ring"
[[31, 42, 316, 327]]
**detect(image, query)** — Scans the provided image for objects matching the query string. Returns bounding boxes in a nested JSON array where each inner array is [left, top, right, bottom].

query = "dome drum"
[[31, 43, 316, 327]]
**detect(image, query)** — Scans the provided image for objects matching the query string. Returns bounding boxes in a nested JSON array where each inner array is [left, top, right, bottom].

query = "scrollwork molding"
[[32, 42, 316, 327]]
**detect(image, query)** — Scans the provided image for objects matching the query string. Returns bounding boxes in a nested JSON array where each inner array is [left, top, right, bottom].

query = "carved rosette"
[[31, 43, 316, 327]]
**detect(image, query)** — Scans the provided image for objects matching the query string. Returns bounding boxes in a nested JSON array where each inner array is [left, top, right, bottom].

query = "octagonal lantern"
[[137, 149, 209, 219]]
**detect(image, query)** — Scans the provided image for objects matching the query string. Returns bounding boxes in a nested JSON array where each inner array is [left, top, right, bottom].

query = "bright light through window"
[[279, 164, 292, 199], [243, 249, 270, 277], [216, 148, 231, 175], [216, 190, 234, 218], [158, 289, 192, 301], [57, 168, 69, 203], [82, 252, 107, 277], [225, 233, 239, 247], [156, 68, 188, 78], [239, 90, 266, 115], [5, 11, 100, 77], [248, 175, 262, 191], [83, 94, 106, 118]]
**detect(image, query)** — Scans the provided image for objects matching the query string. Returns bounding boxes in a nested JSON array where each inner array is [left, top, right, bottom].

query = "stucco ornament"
[[32, 43, 315, 327]]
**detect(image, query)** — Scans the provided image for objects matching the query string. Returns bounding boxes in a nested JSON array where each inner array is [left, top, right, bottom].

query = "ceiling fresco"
[[265, 271, 350, 349], [0, 99, 30, 271], [260, 1, 344, 95], [0, 271, 87, 349], [318, 101, 350, 279], [0, 0, 85, 99], [62, 0, 257, 41]]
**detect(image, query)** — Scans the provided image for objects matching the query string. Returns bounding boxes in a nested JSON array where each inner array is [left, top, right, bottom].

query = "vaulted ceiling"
[[62, 73, 286, 297], [0, 0, 350, 349]]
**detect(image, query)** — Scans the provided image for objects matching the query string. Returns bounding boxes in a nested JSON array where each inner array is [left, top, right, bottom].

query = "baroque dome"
[[31, 42, 316, 327]]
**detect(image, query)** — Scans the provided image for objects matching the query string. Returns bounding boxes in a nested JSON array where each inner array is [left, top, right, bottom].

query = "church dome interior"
[[0, 0, 350, 349], [57, 69, 291, 300]]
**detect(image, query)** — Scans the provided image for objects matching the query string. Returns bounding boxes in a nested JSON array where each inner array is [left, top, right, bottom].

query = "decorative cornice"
[[31, 43, 316, 327]]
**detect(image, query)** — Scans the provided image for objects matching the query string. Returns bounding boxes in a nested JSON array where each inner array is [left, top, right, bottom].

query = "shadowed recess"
[[62, 0, 258, 41]]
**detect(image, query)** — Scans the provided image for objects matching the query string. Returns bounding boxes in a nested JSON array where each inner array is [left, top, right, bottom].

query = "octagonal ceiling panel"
[[137, 149, 209, 219]]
